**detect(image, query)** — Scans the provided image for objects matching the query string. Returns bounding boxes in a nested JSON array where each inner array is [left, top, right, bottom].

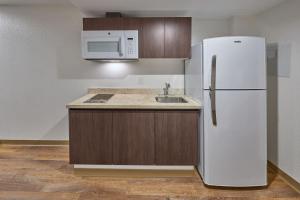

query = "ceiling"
[[0, 0, 287, 18]]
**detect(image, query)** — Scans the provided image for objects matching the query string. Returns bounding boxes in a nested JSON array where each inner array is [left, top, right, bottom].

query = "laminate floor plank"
[[0, 145, 298, 200]]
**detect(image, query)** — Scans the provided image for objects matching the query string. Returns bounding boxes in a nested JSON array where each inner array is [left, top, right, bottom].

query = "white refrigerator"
[[185, 36, 267, 187]]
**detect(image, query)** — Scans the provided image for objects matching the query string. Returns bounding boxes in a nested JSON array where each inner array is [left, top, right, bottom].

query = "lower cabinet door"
[[155, 111, 199, 165], [113, 111, 155, 164], [69, 110, 113, 164]]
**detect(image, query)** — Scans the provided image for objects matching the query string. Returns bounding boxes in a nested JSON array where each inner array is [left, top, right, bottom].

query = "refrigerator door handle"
[[210, 90, 217, 126], [210, 55, 217, 126], [210, 55, 216, 91]]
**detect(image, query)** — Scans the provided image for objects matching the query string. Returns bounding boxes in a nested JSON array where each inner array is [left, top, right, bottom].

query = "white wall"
[[0, 5, 230, 140], [229, 16, 259, 36], [192, 18, 231, 45], [230, 0, 300, 182], [0, 5, 183, 140], [257, 0, 300, 183]]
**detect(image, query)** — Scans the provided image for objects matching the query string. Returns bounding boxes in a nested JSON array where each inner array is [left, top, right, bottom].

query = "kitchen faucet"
[[163, 82, 171, 96]]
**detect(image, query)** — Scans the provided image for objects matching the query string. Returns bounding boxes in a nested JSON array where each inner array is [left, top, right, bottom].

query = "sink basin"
[[155, 96, 188, 103]]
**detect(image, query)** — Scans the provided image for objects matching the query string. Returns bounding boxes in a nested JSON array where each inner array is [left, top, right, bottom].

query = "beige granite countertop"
[[67, 88, 201, 110]]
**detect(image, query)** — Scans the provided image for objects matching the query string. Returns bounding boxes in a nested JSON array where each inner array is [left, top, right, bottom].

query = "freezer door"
[[203, 90, 267, 187], [203, 37, 266, 90]]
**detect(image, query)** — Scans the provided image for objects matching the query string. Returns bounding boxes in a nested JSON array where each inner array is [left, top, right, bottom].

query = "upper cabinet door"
[[141, 18, 165, 58], [164, 17, 191, 58], [83, 18, 123, 30]]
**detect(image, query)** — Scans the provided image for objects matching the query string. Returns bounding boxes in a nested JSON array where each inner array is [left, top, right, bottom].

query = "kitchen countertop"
[[66, 88, 201, 110]]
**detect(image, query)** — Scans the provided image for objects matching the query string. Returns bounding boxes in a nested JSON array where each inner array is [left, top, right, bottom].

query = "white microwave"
[[81, 30, 138, 60]]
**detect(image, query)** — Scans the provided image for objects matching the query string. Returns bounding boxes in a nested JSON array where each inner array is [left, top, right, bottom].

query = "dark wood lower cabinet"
[[155, 111, 199, 165], [69, 109, 199, 165], [113, 111, 155, 164], [69, 110, 113, 164]]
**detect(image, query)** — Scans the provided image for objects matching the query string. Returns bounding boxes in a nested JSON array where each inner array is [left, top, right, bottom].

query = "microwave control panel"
[[124, 31, 139, 59]]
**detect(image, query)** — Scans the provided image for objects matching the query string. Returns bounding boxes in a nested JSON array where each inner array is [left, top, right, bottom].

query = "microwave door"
[[83, 37, 125, 59]]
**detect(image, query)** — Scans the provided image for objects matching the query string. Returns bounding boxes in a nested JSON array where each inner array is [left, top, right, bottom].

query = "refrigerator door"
[[203, 90, 267, 187], [203, 37, 266, 90]]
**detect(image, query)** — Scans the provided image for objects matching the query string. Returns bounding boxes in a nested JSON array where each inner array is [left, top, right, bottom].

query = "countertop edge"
[[66, 93, 202, 110], [66, 105, 202, 110]]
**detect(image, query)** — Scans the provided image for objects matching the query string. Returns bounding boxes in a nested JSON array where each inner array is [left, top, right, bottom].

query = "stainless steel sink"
[[155, 96, 188, 103]]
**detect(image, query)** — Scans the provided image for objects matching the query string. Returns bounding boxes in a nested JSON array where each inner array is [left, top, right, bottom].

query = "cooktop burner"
[[84, 94, 114, 103]]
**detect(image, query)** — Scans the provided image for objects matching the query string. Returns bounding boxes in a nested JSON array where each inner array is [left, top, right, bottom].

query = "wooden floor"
[[0, 145, 299, 200]]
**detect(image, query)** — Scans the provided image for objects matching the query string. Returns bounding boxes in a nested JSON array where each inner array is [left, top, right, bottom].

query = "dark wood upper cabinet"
[[82, 17, 191, 58], [112, 111, 155, 165], [140, 18, 165, 58], [83, 17, 142, 30], [83, 18, 123, 30], [164, 17, 191, 58], [155, 111, 199, 165], [122, 18, 142, 30], [69, 110, 113, 164]]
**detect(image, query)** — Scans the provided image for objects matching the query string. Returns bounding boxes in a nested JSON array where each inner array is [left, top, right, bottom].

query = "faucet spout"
[[163, 82, 171, 96]]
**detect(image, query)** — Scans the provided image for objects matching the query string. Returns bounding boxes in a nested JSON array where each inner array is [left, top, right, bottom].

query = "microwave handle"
[[118, 38, 124, 57]]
